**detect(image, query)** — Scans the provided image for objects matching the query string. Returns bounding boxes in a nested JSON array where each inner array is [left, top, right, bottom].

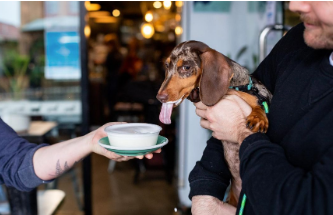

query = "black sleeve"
[[240, 133, 333, 215], [189, 137, 232, 201]]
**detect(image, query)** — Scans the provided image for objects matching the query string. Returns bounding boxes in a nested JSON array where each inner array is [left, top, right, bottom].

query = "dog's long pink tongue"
[[159, 103, 173, 124]]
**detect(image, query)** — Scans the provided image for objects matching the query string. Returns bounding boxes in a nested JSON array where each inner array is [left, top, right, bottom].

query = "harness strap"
[[239, 194, 247, 215], [229, 76, 269, 113]]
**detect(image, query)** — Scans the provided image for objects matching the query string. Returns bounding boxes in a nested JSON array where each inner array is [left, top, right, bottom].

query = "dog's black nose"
[[156, 93, 169, 103]]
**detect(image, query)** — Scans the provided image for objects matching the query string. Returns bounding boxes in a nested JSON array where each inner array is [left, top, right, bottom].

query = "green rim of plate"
[[99, 135, 168, 156]]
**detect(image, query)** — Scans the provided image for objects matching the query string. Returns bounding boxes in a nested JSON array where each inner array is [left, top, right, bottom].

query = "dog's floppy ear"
[[184, 41, 232, 106], [199, 50, 232, 106], [184, 40, 210, 54]]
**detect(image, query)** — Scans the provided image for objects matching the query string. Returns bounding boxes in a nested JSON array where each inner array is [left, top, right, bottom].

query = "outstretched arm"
[[33, 122, 160, 180], [0, 119, 159, 191]]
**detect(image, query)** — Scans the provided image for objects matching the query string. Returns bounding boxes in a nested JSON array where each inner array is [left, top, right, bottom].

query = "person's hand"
[[88, 122, 161, 161], [192, 195, 236, 215], [195, 95, 253, 144]]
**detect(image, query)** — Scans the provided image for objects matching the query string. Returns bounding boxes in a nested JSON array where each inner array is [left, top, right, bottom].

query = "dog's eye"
[[178, 64, 193, 76], [165, 63, 169, 69]]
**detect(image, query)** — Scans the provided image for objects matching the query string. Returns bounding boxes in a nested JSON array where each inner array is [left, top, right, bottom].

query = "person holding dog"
[[190, 2, 333, 215], [0, 119, 159, 191]]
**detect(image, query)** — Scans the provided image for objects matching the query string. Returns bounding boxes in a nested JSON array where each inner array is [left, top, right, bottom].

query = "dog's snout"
[[156, 92, 169, 103]]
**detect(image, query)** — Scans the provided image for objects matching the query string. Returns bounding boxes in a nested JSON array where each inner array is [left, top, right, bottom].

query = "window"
[[45, 1, 59, 16], [68, 1, 79, 14]]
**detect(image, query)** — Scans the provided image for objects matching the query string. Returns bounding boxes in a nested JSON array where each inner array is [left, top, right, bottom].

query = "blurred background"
[[0, 1, 300, 215]]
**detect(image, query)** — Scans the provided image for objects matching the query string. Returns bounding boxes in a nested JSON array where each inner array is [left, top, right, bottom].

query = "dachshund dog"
[[156, 40, 272, 206]]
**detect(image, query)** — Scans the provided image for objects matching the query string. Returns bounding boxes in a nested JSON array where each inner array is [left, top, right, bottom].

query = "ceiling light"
[[84, 25, 91, 38], [145, 11, 153, 22], [175, 14, 181, 22], [176, 1, 183, 7], [88, 11, 110, 18], [85, 14, 89, 22], [155, 25, 165, 32], [112, 9, 120, 17], [85, 1, 90, 9], [175, 26, 183, 35], [95, 17, 118, 23], [163, 1, 172, 10], [153, 1, 162, 9], [141, 23, 155, 39], [85, 1, 101, 11]]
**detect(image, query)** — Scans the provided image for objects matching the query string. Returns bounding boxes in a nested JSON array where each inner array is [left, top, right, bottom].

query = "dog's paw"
[[246, 107, 268, 133]]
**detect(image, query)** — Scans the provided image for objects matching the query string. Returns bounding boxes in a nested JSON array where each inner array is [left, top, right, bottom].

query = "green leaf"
[[235, 46, 248, 61]]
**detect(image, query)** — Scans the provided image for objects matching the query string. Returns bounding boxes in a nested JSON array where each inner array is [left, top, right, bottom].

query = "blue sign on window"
[[45, 31, 81, 79]]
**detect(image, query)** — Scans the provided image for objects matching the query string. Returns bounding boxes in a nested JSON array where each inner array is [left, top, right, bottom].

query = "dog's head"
[[156, 40, 233, 124]]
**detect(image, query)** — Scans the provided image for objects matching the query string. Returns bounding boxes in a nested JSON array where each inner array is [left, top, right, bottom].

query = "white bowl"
[[104, 123, 162, 148]]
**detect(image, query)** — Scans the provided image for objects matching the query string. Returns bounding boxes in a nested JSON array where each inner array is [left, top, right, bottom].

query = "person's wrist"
[[237, 130, 253, 145], [83, 131, 95, 153]]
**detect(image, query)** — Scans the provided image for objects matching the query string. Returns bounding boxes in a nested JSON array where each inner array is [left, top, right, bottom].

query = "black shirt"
[[189, 23, 333, 215]]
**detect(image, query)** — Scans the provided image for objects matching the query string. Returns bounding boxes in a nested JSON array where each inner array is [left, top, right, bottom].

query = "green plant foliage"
[[229, 46, 259, 73], [1, 51, 30, 99], [3, 51, 30, 77], [29, 55, 45, 88], [235, 46, 248, 61]]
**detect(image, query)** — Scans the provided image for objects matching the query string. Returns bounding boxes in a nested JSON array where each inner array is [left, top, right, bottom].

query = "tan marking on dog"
[[177, 59, 184, 68], [227, 89, 259, 107], [160, 70, 201, 102]]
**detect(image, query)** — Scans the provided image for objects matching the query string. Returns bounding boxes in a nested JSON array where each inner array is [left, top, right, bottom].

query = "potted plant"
[[0, 50, 31, 132], [0, 50, 30, 100]]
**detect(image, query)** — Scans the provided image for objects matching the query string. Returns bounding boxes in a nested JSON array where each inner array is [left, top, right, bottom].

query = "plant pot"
[[1, 114, 31, 133]]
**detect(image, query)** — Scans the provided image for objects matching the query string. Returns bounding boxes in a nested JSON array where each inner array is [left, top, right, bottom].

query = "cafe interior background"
[[0, 1, 300, 215]]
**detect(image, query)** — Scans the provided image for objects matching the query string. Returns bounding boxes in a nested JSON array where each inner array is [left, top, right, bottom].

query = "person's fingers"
[[224, 95, 252, 117], [195, 108, 207, 119], [102, 149, 132, 162], [144, 153, 153, 159], [200, 118, 211, 130], [106, 150, 122, 159], [119, 156, 130, 161], [234, 98, 252, 116], [105, 153, 125, 161], [225, 95, 252, 114], [136, 155, 144, 159], [143, 148, 162, 159], [194, 101, 207, 110], [116, 156, 135, 162]]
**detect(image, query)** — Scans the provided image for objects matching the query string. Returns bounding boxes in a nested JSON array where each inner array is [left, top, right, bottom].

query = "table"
[[6, 121, 58, 215], [26, 121, 58, 136], [17, 121, 58, 143]]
